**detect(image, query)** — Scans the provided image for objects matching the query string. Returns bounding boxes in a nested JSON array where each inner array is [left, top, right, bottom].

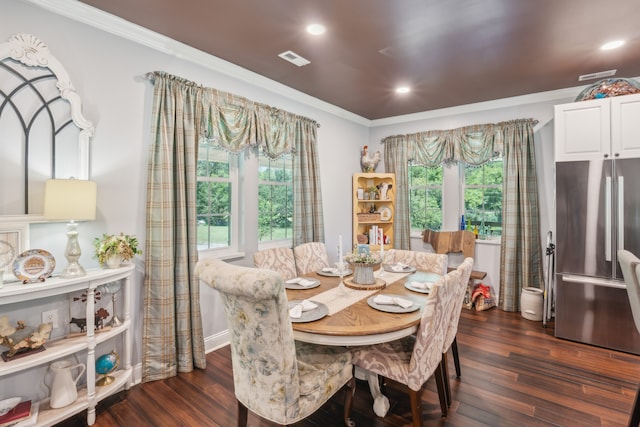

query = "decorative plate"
[[12, 249, 55, 284], [366, 295, 420, 313], [382, 264, 416, 273], [379, 207, 392, 221], [288, 300, 329, 323], [317, 268, 353, 277], [285, 277, 321, 290], [404, 281, 432, 294]]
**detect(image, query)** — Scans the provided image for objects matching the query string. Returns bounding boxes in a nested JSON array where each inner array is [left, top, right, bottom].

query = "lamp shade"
[[44, 179, 97, 221]]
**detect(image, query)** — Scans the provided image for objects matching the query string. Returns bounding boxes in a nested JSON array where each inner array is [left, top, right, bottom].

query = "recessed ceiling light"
[[601, 40, 625, 50], [395, 86, 411, 94], [306, 24, 326, 35]]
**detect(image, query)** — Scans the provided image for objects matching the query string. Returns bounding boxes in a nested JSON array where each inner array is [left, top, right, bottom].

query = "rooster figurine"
[[360, 145, 381, 173]]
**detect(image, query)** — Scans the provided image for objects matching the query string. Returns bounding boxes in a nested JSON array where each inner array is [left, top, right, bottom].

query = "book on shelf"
[[0, 400, 31, 427], [10, 402, 38, 427]]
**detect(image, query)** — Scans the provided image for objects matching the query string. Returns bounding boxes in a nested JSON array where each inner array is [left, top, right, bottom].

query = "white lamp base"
[[60, 221, 87, 278]]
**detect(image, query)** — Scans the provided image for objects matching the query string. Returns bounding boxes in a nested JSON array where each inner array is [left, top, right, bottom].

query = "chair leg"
[[452, 336, 461, 377], [408, 388, 425, 427], [629, 383, 640, 427], [343, 376, 356, 427], [441, 354, 452, 407], [237, 400, 248, 427], [434, 361, 448, 418]]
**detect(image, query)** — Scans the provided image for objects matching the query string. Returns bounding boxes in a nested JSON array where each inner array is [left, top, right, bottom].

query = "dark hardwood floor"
[[58, 309, 640, 426]]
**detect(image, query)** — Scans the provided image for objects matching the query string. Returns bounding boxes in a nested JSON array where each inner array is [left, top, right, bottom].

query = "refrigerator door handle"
[[605, 176, 612, 261], [618, 176, 624, 251], [561, 274, 626, 289]]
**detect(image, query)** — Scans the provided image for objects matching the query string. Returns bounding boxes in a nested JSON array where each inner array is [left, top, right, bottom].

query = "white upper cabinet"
[[554, 93, 640, 161]]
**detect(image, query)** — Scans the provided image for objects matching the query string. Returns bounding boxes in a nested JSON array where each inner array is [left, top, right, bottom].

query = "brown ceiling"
[[78, 0, 640, 120]]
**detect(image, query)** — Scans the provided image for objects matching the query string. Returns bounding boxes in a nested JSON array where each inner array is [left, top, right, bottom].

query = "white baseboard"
[[205, 330, 230, 353]]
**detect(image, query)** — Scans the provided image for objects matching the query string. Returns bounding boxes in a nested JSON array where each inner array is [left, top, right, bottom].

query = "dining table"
[[285, 266, 442, 417]]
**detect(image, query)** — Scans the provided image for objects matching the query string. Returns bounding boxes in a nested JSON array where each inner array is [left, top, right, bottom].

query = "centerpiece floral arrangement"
[[344, 249, 381, 266], [94, 233, 142, 267]]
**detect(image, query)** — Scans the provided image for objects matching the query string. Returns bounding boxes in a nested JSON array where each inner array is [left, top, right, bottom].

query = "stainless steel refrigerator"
[[555, 158, 640, 354]]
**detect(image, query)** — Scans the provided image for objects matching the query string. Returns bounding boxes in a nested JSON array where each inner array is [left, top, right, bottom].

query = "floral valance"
[[148, 71, 318, 159], [381, 118, 537, 167]]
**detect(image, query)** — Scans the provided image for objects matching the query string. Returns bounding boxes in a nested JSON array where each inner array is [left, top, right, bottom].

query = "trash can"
[[521, 287, 544, 321]]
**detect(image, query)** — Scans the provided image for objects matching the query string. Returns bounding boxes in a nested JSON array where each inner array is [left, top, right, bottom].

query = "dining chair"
[[352, 269, 460, 426], [293, 242, 331, 276], [384, 249, 448, 275], [618, 249, 640, 427], [195, 258, 356, 427], [253, 247, 297, 280], [441, 257, 474, 407]]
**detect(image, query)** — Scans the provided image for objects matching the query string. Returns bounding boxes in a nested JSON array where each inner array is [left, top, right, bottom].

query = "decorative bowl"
[[0, 397, 21, 416]]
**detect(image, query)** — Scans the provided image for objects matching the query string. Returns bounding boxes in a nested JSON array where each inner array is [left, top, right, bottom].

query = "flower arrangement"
[[344, 249, 381, 265], [93, 233, 142, 267]]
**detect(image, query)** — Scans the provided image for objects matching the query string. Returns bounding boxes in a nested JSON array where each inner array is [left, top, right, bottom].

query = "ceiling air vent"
[[278, 50, 310, 67], [578, 69, 617, 81]]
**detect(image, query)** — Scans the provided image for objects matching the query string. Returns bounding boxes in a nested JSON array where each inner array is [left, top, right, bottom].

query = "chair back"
[[443, 257, 474, 351], [293, 242, 330, 275], [384, 249, 448, 275], [407, 269, 458, 391], [253, 247, 297, 280], [618, 250, 640, 333], [195, 258, 300, 421]]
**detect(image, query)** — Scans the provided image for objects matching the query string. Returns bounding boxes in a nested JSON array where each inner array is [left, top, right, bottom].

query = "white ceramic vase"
[[105, 255, 123, 269]]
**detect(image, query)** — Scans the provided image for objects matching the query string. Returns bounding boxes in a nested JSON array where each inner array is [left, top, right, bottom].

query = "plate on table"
[[405, 271, 442, 283], [404, 281, 432, 294], [288, 300, 329, 323], [285, 277, 321, 290], [12, 249, 55, 284], [317, 268, 352, 277], [366, 295, 420, 313], [382, 264, 416, 273]]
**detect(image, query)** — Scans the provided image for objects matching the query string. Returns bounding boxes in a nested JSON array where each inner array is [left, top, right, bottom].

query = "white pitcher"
[[49, 360, 86, 408]]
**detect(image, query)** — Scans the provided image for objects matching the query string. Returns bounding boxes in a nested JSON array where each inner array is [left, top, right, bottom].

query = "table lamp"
[[43, 179, 97, 278]]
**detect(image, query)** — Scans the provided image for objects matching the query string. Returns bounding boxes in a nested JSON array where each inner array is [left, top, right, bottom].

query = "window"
[[408, 163, 443, 233], [196, 142, 238, 251], [464, 158, 502, 236], [258, 152, 293, 243]]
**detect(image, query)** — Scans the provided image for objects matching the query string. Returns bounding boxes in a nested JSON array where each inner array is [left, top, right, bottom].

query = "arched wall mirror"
[[0, 33, 94, 220]]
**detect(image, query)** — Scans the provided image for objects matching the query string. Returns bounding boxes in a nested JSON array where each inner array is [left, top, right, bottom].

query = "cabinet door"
[[611, 93, 640, 159], [554, 98, 610, 162]]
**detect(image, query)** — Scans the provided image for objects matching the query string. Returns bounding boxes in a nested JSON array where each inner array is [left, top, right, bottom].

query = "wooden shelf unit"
[[352, 173, 395, 252]]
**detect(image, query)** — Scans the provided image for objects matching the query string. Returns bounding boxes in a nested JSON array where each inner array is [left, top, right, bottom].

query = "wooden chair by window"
[[352, 269, 460, 425], [618, 249, 640, 427], [293, 242, 330, 276], [253, 247, 297, 280], [383, 249, 448, 275], [195, 258, 356, 427]]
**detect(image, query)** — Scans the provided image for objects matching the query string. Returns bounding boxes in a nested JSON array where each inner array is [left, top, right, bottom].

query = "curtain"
[[142, 73, 206, 382], [381, 118, 541, 311], [499, 120, 544, 311]]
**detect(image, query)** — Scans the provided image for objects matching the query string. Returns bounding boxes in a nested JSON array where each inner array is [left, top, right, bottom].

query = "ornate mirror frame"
[[0, 33, 94, 223]]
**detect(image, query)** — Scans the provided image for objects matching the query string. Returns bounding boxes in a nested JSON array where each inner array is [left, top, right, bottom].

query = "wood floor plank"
[[55, 309, 640, 426]]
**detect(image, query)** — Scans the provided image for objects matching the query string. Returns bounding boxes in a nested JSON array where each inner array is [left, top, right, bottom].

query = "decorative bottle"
[[460, 215, 466, 230]]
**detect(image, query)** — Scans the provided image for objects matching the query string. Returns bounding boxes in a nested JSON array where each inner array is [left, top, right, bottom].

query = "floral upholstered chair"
[[195, 258, 356, 427], [441, 257, 474, 407], [352, 268, 460, 426], [293, 242, 330, 276], [253, 247, 297, 280], [383, 249, 448, 275]]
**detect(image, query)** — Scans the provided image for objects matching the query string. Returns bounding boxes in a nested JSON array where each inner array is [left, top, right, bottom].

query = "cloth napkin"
[[373, 294, 413, 309], [285, 277, 317, 287], [409, 281, 433, 291], [289, 300, 318, 318], [322, 267, 338, 274], [390, 263, 409, 272]]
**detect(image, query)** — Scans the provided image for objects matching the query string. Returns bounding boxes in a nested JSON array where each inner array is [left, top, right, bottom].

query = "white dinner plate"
[[316, 268, 353, 277], [288, 300, 329, 323], [382, 264, 416, 273], [366, 295, 420, 313], [404, 281, 432, 294], [285, 278, 321, 290]]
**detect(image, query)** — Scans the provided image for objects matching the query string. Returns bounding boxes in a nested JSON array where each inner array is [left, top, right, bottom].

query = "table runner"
[[311, 270, 412, 315]]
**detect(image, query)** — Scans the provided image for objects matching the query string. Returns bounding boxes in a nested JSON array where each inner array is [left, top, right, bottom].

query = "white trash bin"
[[520, 287, 544, 321]]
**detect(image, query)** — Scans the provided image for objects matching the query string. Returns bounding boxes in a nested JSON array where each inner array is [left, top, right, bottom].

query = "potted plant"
[[94, 233, 142, 268], [344, 249, 381, 285]]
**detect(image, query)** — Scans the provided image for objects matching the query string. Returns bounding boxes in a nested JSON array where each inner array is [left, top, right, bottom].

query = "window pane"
[[198, 142, 229, 178], [258, 153, 293, 243], [408, 164, 443, 233], [463, 159, 502, 236]]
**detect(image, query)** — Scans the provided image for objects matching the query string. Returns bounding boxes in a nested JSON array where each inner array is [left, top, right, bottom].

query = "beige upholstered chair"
[[195, 258, 355, 427], [352, 268, 461, 425], [293, 242, 330, 276], [253, 247, 297, 280], [441, 257, 474, 407], [618, 249, 640, 427], [383, 249, 448, 275]]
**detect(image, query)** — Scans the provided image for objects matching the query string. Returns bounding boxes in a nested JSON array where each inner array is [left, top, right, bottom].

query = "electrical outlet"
[[42, 309, 59, 329]]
